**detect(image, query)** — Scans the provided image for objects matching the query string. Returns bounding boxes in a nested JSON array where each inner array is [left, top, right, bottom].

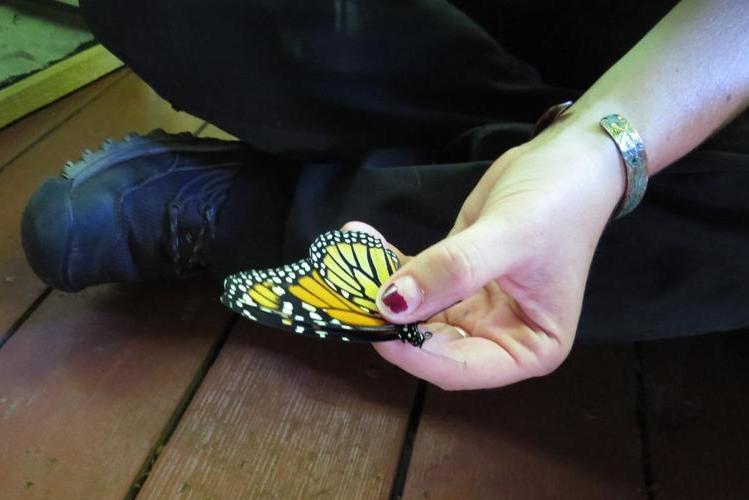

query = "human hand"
[[346, 125, 626, 390]]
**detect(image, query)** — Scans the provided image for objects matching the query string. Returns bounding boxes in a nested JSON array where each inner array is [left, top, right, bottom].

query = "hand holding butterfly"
[[347, 0, 749, 389], [345, 122, 625, 390]]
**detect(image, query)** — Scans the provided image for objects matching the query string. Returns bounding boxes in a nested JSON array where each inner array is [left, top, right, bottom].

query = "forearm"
[[540, 0, 749, 188]]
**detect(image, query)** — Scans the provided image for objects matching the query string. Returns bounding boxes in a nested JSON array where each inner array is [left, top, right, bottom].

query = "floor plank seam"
[[193, 121, 209, 136], [0, 286, 51, 349], [125, 313, 239, 500], [389, 380, 427, 500], [635, 342, 656, 500], [0, 69, 128, 175]]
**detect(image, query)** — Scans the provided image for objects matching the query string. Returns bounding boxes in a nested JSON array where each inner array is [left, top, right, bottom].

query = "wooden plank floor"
[[1, 72, 748, 499], [137, 323, 417, 500], [403, 345, 644, 500], [642, 332, 749, 499]]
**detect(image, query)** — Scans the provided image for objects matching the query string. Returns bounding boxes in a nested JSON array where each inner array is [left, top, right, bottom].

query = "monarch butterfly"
[[220, 230, 428, 346]]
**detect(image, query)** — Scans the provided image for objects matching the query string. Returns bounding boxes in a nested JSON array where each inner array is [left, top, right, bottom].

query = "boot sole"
[[62, 128, 247, 185]]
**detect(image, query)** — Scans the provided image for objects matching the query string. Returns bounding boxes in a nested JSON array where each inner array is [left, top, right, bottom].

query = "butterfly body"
[[221, 230, 425, 346]]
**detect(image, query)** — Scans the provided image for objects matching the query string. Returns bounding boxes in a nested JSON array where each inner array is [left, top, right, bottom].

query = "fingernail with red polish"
[[382, 284, 407, 313], [379, 275, 422, 315]]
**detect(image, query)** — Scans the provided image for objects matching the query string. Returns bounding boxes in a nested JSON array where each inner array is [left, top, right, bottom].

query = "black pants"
[[79, 0, 749, 344]]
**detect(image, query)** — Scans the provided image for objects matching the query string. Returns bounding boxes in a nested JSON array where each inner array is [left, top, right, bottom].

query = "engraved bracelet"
[[599, 114, 648, 219], [533, 103, 649, 219]]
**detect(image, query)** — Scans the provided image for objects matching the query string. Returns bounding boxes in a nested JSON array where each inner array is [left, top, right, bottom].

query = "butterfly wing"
[[221, 230, 427, 346], [309, 230, 399, 313], [221, 259, 400, 343], [307, 230, 426, 345]]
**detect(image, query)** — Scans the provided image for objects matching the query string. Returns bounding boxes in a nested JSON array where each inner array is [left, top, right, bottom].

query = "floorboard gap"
[[635, 342, 656, 500], [125, 313, 238, 500], [0, 69, 128, 174], [389, 380, 427, 500], [0, 286, 52, 349], [193, 121, 209, 136]]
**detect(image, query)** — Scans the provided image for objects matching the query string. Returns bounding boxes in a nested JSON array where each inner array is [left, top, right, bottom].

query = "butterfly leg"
[[399, 324, 431, 348]]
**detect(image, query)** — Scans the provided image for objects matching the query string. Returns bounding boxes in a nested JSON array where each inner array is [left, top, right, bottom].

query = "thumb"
[[376, 220, 512, 324]]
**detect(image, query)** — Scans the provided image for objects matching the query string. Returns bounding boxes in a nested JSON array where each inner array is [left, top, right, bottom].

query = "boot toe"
[[21, 179, 79, 291]]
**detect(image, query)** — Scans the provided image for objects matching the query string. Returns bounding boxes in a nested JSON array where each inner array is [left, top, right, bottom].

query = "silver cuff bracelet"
[[532, 102, 649, 219], [599, 114, 648, 219]]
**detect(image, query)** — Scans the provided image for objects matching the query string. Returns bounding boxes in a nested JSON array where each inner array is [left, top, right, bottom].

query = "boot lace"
[[167, 168, 238, 273]]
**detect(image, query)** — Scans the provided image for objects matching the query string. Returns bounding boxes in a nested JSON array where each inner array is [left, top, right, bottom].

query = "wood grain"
[[0, 279, 231, 499], [642, 331, 749, 499], [403, 345, 645, 500], [0, 71, 203, 342], [0, 69, 125, 171], [138, 323, 418, 500]]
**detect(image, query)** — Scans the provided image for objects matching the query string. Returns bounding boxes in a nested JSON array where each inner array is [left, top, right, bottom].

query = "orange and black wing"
[[310, 230, 400, 312], [221, 259, 400, 342], [221, 230, 425, 346]]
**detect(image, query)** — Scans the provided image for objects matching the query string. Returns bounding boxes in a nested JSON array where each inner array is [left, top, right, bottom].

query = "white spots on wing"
[[223, 231, 404, 343]]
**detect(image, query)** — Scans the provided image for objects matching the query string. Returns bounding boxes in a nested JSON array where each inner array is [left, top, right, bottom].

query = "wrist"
[[528, 115, 628, 219]]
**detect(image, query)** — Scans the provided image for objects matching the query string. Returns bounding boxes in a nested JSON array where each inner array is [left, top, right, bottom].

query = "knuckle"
[[434, 243, 481, 292], [453, 210, 470, 231], [457, 198, 480, 227]]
